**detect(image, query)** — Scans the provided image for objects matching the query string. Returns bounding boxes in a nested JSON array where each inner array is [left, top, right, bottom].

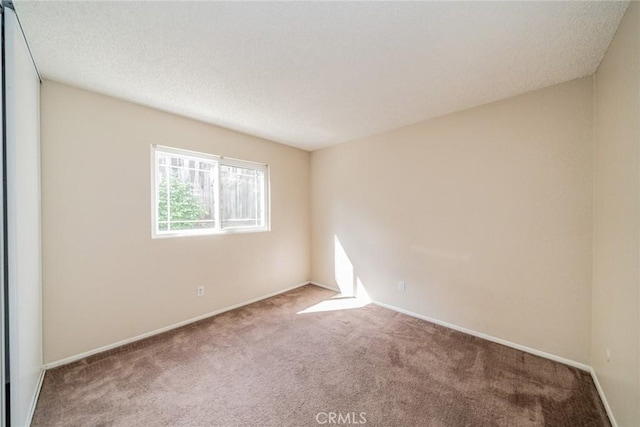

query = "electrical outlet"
[[398, 281, 406, 291], [197, 286, 205, 297], [606, 348, 611, 362]]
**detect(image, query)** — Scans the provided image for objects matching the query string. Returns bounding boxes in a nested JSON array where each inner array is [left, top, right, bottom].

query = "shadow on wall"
[[298, 235, 370, 314]]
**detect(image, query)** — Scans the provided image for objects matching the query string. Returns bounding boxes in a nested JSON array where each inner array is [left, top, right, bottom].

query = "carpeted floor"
[[32, 284, 609, 426]]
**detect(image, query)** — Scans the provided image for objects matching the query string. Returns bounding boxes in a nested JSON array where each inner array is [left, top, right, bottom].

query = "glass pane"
[[220, 164, 264, 229], [156, 152, 216, 232]]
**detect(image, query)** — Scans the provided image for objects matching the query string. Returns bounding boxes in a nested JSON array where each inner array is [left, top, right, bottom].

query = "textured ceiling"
[[15, 1, 629, 151]]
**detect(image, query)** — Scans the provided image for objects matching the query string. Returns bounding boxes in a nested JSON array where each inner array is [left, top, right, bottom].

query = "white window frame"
[[151, 145, 270, 238]]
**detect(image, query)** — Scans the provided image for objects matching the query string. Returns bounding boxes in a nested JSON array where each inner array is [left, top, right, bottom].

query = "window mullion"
[[215, 160, 221, 231], [166, 163, 171, 232], [254, 173, 258, 227]]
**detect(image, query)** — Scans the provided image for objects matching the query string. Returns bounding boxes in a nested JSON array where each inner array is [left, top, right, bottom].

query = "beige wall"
[[311, 77, 594, 364], [592, 2, 640, 426], [41, 81, 310, 364], [41, 8, 640, 421]]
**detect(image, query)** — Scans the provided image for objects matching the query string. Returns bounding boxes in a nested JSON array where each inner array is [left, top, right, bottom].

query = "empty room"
[[1, 0, 638, 426]]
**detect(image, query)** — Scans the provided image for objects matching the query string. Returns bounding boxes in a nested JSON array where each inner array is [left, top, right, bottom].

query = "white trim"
[[590, 367, 618, 427], [310, 283, 618, 424], [372, 300, 590, 371], [25, 368, 45, 427], [310, 282, 595, 372], [308, 283, 590, 371], [309, 281, 340, 292], [220, 156, 268, 171], [218, 158, 270, 233], [41, 281, 615, 426], [152, 144, 221, 162], [44, 281, 311, 370], [151, 224, 269, 239], [150, 144, 270, 239]]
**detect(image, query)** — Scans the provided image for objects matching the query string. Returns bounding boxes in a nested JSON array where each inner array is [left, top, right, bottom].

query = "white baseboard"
[[372, 300, 590, 372], [26, 367, 45, 426], [44, 281, 311, 370], [308, 282, 590, 372], [311, 283, 616, 426], [309, 281, 340, 292], [43, 280, 615, 427], [590, 367, 618, 427]]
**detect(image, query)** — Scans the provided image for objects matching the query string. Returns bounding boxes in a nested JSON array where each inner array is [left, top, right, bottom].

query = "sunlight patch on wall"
[[334, 235, 355, 296], [356, 277, 371, 302], [298, 236, 371, 314]]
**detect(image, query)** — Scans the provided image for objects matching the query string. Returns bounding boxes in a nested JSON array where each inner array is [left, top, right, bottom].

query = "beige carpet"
[[32, 284, 609, 426]]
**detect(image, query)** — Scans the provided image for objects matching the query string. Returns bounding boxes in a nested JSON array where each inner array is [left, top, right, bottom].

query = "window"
[[151, 145, 268, 237]]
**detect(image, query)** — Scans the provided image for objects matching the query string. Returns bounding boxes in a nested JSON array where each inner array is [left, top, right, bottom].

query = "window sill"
[[152, 227, 270, 239]]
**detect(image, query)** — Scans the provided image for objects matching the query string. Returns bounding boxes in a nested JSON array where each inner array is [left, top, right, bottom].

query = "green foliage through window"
[[157, 172, 207, 231]]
